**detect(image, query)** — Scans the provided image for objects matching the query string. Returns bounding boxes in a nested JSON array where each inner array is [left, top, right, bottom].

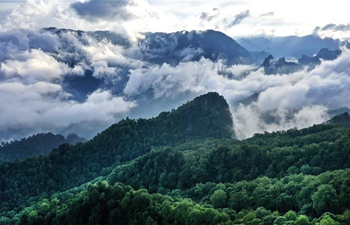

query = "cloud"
[[226, 10, 250, 28], [260, 12, 275, 17], [231, 104, 329, 139], [0, 25, 349, 141], [0, 81, 136, 140], [123, 48, 350, 139], [314, 23, 350, 39], [70, 0, 136, 22], [200, 8, 220, 22], [0, 49, 75, 83], [321, 23, 350, 32]]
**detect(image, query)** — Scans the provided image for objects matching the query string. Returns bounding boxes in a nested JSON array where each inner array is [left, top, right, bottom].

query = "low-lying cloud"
[[123, 48, 350, 139], [0, 26, 349, 141]]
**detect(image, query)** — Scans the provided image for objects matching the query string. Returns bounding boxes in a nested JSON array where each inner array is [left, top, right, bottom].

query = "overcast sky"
[[0, 0, 349, 39]]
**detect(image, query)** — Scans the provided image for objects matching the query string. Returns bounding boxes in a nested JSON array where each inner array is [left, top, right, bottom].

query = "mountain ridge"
[[0, 92, 234, 218]]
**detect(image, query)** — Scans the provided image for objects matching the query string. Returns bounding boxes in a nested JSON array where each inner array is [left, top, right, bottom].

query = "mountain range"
[[237, 35, 348, 58], [260, 48, 342, 75], [0, 27, 348, 143]]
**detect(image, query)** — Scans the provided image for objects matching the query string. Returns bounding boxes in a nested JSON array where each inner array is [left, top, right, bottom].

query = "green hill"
[[0, 133, 86, 163], [0, 92, 234, 220], [1, 92, 350, 225], [328, 112, 350, 128]]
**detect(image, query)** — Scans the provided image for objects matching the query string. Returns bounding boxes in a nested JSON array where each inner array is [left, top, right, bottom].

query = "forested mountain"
[[0, 92, 349, 225], [0, 133, 86, 163], [328, 112, 350, 128]]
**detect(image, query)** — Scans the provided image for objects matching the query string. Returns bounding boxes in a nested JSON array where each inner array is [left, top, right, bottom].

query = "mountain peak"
[[261, 55, 274, 67], [328, 112, 350, 128], [101, 92, 234, 146], [173, 92, 234, 139]]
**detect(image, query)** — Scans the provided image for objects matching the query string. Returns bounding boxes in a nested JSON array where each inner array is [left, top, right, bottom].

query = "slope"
[[0, 92, 234, 218], [0, 133, 86, 163], [11, 123, 350, 224]]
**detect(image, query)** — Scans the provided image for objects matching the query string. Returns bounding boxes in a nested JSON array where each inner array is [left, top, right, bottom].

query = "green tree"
[[295, 215, 310, 225], [315, 215, 340, 225], [312, 184, 339, 215], [210, 189, 227, 208]]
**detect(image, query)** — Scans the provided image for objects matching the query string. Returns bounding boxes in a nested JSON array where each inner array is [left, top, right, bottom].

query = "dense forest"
[[0, 133, 86, 163], [0, 92, 349, 224]]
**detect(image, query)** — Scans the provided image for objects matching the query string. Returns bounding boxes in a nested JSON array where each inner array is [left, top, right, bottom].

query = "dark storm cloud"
[[227, 10, 250, 28], [70, 0, 136, 21]]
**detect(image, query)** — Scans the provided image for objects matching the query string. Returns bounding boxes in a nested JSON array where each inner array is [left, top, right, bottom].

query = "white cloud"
[[122, 48, 350, 139], [0, 49, 71, 83], [0, 81, 136, 138], [0, 0, 349, 141], [231, 104, 329, 139]]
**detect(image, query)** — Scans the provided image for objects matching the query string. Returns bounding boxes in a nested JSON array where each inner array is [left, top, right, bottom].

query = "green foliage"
[[0, 133, 78, 162], [312, 184, 339, 215], [295, 215, 310, 225], [210, 189, 227, 208], [315, 214, 340, 225], [0, 93, 234, 218], [0, 92, 350, 224]]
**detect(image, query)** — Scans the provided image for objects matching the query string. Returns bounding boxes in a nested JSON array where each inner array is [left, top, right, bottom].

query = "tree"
[[210, 189, 227, 208], [312, 184, 339, 215], [315, 214, 340, 225], [295, 215, 310, 225]]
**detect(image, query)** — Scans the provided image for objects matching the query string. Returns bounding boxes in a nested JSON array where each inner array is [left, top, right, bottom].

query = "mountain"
[[260, 55, 302, 74], [9, 120, 350, 224], [140, 30, 254, 65], [329, 107, 350, 118], [328, 112, 350, 128], [43, 28, 255, 67], [237, 35, 346, 58], [0, 92, 234, 219], [26, 28, 259, 102], [260, 48, 342, 74], [298, 48, 342, 66], [0, 92, 350, 224], [0, 133, 86, 163]]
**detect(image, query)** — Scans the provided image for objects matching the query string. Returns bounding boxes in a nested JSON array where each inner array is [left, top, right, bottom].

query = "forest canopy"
[[0, 92, 349, 225]]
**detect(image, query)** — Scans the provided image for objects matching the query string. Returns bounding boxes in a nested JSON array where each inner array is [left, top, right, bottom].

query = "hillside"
[[328, 112, 350, 128], [0, 133, 86, 163], [0, 92, 233, 220], [0, 93, 349, 224]]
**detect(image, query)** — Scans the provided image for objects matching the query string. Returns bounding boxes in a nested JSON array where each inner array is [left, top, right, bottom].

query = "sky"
[[0, 0, 350, 142], [0, 0, 349, 39]]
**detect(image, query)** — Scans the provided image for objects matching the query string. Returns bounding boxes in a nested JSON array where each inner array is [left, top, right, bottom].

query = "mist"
[[0, 25, 349, 141]]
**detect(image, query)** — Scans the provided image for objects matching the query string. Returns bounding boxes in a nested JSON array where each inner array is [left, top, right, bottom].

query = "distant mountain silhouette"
[[237, 35, 347, 58], [140, 30, 254, 65], [260, 55, 302, 74], [298, 48, 341, 65], [261, 48, 342, 74]]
